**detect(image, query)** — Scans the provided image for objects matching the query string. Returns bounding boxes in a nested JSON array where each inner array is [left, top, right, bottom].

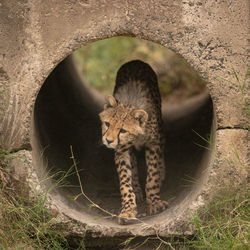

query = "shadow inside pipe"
[[33, 55, 213, 221]]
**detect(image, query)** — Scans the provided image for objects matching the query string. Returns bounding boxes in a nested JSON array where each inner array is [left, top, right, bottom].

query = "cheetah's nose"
[[106, 138, 113, 145]]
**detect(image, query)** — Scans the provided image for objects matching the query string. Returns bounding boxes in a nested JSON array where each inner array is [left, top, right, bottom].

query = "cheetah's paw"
[[118, 208, 137, 225], [147, 200, 168, 215]]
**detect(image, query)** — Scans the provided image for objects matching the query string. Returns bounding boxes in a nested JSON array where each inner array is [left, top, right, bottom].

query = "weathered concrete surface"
[[0, 0, 249, 239], [0, 0, 248, 150], [209, 129, 249, 188]]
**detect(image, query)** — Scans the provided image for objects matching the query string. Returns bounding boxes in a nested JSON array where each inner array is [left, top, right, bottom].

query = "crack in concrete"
[[9, 145, 31, 154], [217, 126, 249, 131]]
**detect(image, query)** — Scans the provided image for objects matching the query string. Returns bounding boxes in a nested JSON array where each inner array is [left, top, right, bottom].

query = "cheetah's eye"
[[105, 122, 110, 127], [120, 128, 127, 134]]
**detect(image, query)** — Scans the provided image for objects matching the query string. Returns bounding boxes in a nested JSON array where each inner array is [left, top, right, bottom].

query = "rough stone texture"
[[0, 0, 249, 239], [209, 129, 249, 188]]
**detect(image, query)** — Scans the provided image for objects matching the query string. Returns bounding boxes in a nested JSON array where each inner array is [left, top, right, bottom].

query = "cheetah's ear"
[[104, 95, 117, 109], [132, 109, 148, 128]]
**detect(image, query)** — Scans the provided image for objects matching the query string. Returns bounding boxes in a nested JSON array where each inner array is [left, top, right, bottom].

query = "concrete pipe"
[[0, 0, 248, 240], [33, 54, 213, 232]]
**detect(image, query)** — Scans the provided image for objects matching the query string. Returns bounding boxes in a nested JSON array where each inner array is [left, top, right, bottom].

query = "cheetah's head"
[[99, 95, 148, 149]]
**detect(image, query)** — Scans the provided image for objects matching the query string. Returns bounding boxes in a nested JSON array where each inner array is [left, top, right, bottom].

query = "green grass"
[[0, 146, 85, 249], [0, 194, 69, 249], [186, 183, 249, 250]]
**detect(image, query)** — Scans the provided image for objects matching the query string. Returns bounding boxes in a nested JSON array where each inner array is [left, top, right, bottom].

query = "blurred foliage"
[[74, 36, 206, 102]]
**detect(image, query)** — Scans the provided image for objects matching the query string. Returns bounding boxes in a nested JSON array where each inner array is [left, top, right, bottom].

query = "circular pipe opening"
[[32, 38, 214, 230]]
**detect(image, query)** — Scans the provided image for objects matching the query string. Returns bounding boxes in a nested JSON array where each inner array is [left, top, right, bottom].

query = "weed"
[[183, 130, 249, 249], [192, 129, 212, 151], [187, 183, 249, 249], [0, 142, 10, 160], [0, 146, 85, 249], [231, 67, 250, 119], [218, 67, 250, 124], [0, 192, 71, 249]]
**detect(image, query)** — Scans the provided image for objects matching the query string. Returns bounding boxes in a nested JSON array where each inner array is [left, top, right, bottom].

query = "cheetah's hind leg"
[[145, 145, 168, 216]]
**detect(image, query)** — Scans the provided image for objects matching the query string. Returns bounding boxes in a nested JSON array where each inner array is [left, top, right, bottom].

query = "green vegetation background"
[[74, 36, 205, 102]]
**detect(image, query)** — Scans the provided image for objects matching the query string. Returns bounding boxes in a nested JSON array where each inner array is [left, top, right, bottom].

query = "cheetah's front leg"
[[115, 150, 137, 224], [130, 149, 143, 203], [145, 144, 168, 215]]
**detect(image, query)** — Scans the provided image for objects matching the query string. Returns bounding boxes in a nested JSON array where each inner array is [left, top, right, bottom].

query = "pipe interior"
[[33, 54, 214, 225]]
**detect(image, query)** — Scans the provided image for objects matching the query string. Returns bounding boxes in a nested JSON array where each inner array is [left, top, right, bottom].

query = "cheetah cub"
[[99, 60, 168, 224]]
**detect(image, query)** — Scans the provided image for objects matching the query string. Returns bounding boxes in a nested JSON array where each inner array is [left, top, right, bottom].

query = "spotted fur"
[[99, 60, 168, 224]]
